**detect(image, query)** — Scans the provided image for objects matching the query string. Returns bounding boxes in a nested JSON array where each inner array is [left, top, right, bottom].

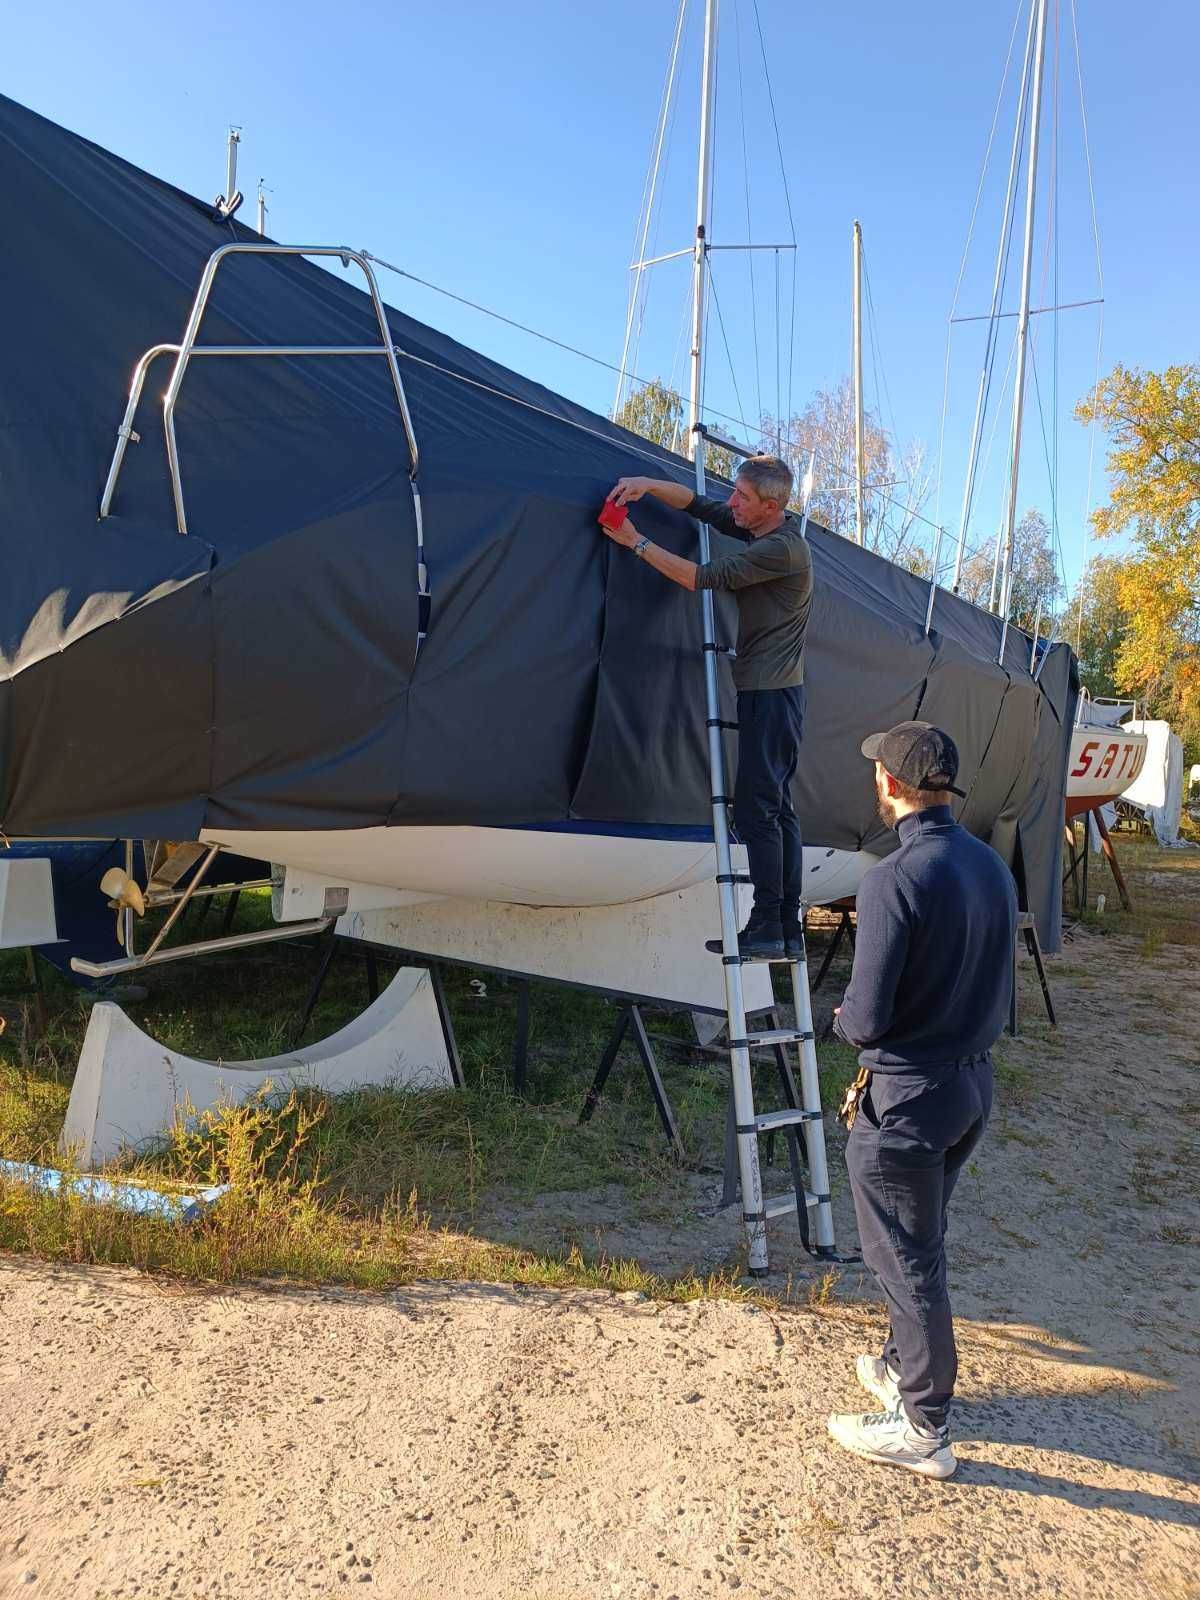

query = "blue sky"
[[6, 0, 1196, 595]]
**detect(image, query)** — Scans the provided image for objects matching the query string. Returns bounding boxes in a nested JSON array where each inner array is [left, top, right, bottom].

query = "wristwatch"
[[633, 537, 650, 559]]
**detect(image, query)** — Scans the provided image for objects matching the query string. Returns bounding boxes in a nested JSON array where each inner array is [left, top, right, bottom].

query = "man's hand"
[[608, 476, 654, 507], [600, 512, 640, 549], [607, 476, 695, 511]]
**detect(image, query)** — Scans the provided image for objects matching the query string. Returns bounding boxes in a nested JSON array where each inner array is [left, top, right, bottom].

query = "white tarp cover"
[[1122, 720, 1185, 846]]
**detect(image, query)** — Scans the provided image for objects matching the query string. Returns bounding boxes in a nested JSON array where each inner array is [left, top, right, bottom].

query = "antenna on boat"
[[997, 0, 1050, 664], [256, 178, 269, 236], [214, 126, 244, 222]]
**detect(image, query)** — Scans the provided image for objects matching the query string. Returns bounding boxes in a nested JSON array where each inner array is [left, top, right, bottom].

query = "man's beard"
[[876, 787, 897, 829]]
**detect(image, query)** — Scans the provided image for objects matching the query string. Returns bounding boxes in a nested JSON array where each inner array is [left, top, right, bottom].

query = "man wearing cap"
[[826, 721, 1017, 1480]]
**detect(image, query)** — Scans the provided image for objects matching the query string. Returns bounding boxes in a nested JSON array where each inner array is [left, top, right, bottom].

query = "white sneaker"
[[856, 1354, 901, 1410], [826, 1406, 957, 1480]]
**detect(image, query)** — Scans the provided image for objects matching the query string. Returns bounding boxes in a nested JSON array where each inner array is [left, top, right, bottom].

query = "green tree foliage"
[[1064, 554, 1131, 700], [955, 508, 1062, 635], [614, 379, 737, 483], [1077, 362, 1200, 762]]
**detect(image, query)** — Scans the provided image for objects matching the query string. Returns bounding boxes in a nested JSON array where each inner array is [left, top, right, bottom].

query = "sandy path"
[[2, 905, 1198, 1599], [1, 1261, 1197, 1600]]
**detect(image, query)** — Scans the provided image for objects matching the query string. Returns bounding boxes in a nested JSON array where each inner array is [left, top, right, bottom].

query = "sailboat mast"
[[997, 0, 1050, 661], [852, 219, 865, 546], [951, 0, 1040, 593], [687, 0, 718, 486]]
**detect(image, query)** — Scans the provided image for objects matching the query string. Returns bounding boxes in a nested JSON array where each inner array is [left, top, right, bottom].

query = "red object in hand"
[[597, 499, 628, 531]]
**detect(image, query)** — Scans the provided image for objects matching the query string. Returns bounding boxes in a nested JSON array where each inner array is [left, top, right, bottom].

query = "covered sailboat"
[[0, 92, 1077, 950]]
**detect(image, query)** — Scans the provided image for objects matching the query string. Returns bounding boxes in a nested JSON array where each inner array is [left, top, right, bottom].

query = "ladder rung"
[[714, 873, 752, 885], [706, 718, 739, 730], [737, 1108, 822, 1134], [729, 1029, 814, 1048], [746, 1189, 829, 1224]]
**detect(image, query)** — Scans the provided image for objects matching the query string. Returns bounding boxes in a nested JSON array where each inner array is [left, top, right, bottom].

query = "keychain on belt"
[[839, 1066, 871, 1130]]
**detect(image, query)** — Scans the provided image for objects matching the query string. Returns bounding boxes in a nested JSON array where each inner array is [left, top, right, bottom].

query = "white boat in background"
[[1065, 696, 1149, 820]]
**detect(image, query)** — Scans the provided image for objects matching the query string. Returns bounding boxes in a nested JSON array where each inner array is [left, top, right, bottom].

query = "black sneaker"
[[704, 919, 785, 960], [782, 921, 804, 960]]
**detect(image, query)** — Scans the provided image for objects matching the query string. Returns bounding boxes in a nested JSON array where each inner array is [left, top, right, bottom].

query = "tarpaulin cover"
[[0, 94, 1078, 950]]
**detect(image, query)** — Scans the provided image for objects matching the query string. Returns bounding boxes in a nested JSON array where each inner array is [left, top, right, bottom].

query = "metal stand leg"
[[812, 910, 850, 991], [293, 927, 339, 1046], [426, 962, 464, 1090], [1095, 808, 1133, 911], [579, 1008, 631, 1124], [578, 1006, 683, 1157], [628, 1005, 684, 1158], [513, 978, 531, 1097], [1063, 823, 1080, 907], [1024, 926, 1057, 1026]]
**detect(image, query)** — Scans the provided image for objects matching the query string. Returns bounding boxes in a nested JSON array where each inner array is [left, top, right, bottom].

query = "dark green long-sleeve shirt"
[[689, 495, 813, 690]]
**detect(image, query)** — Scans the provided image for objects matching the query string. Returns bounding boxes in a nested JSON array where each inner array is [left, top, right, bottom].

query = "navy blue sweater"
[[833, 806, 1018, 1072]]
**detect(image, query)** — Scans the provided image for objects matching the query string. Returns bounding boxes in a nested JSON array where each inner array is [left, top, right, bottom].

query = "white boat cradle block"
[[343, 878, 776, 1015], [0, 855, 58, 949], [60, 966, 453, 1167]]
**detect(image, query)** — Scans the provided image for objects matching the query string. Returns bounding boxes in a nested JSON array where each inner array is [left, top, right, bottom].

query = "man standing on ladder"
[[604, 456, 812, 960], [826, 722, 1017, 1480]]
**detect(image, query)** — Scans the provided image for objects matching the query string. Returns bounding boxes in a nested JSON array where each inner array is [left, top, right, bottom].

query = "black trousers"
[[845, 1057, 993, 1432], [733, 684, 805, 924]]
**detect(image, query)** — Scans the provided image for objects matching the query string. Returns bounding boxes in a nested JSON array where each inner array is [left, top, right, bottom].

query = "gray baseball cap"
[[860, 720, 967, 798]]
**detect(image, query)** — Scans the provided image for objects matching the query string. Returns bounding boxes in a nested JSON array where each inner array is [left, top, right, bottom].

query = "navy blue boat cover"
[[0, 93, 1077, 949]]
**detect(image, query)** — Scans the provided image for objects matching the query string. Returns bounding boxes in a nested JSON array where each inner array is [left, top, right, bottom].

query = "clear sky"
[[5, 0, 1196, 595]]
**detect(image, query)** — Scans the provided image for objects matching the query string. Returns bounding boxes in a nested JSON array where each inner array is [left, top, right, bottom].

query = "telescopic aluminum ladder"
[[693, 426, 842, 1278]]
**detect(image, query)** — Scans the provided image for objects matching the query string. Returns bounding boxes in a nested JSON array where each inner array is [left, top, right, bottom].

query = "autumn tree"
[[1077, 363, 1200, 759], [761, 377, 934, 572], [1065, 553, 1131, 699], [614, 378, 737, 483], [955, 508, 1062, 633]]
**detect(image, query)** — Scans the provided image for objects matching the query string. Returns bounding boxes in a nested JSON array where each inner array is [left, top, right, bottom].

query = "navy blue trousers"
[[845, 1058, 993, 1432], [733, 685, 805, 924]]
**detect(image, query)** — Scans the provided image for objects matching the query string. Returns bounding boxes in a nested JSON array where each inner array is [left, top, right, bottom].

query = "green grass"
[[3, 829, 1193, 1297], [0, 891, 860, 1295]]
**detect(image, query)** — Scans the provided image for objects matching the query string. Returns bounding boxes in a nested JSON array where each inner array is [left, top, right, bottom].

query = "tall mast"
[[951, 0, 1040, 593], [687, 0, 718, 483], [852, 219, 865, 545], [256, 179, 268, 236], [997, 0, 1050, 662]]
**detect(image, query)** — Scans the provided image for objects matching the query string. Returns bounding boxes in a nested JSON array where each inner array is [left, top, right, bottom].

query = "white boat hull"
[[200, 824, 877, 911]]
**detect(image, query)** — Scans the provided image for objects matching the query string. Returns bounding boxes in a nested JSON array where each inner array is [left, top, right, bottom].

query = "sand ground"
[[1, 909, 1197, 1599]]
